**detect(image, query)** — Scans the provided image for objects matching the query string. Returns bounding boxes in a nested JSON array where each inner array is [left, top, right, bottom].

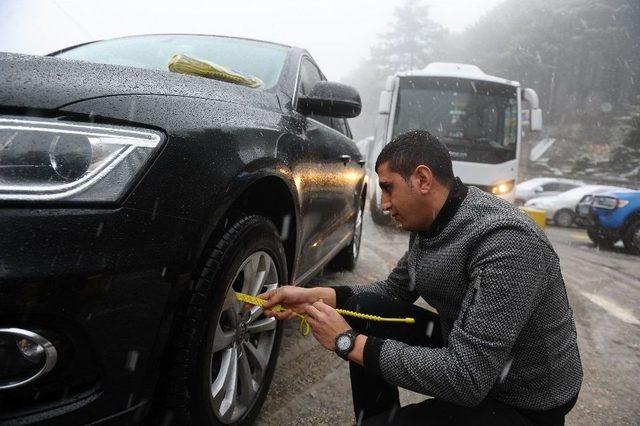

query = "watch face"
[[337, 334, 351, 351]]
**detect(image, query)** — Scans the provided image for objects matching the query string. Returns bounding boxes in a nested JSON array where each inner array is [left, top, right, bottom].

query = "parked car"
[[0, 34, 366, 425], [576, 190, 640, 254], [514, 177, 584, 206], [524, 185, 630, 227]]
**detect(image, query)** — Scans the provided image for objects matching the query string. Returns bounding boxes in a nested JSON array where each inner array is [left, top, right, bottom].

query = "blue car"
[[576, 189, 640, 254]]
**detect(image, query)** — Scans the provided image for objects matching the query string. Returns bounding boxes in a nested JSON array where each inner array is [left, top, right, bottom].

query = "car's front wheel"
[[554, 209, 575, 227], [157, 215, 286, 425], [622, 219, 640, 255], [586, 227, 617, 248]]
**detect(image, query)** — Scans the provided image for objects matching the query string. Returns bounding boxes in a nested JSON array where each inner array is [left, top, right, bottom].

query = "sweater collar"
[[420, 177, 468, 239]]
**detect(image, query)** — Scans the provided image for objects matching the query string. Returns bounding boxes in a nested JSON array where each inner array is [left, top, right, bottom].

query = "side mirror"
[[298, 81, 361, 118], [534, 186, 544, 193], [530, 109, 543, 131], [523, 88, 542, 131]]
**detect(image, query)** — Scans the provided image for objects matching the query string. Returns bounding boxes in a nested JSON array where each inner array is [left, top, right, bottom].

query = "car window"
[[297, 57, 332, 127], [298, 58, 323, 97], [332, 118, 350, 137], [54, 35, 288, 90], [560, 183, 579, 191], [542, 182, 562, 191]]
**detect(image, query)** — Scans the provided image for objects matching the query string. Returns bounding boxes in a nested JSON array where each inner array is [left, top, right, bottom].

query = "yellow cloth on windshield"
[[168, 53, 263, 88]]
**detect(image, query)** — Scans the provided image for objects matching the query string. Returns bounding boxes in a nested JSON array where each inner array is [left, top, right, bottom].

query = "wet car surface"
[[0, 34, 366, 425]]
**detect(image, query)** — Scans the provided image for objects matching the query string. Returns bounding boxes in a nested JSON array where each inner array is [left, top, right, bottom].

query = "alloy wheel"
[[209, 251, 279, 424], [556, 210, 573, 227]]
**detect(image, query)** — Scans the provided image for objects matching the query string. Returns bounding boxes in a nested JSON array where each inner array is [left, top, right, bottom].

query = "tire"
[[370, 194, 390, 226], [554, 209, 575, 227], [328, 198, 364, 271], [155, 215, 287, 425], [622, 219, 640, 255], [586, 227, 616, 248], [514, 198, 525, 207]]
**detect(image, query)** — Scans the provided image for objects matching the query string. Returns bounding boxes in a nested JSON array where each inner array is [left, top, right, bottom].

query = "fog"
[[0, 0, 502, 81], [1, 0, 638, 186]]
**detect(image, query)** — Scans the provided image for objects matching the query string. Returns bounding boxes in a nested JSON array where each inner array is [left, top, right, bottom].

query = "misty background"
[[1, 0, 639, 185], [344, 0, 640, 187]]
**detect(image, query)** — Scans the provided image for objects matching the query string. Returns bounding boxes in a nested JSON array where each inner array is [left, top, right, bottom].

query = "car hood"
[[0, 52, 279, 112], [606, 190, 640, 200]]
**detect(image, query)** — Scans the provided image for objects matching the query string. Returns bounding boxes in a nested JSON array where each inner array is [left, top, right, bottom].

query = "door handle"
[[340, 155, 351, 166], [357, 159, 366, 167]]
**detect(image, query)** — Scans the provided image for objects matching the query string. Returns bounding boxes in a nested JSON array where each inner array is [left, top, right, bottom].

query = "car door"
[[291, 57, 362, 274]]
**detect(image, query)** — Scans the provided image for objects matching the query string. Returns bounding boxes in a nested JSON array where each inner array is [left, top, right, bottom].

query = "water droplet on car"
[[126, 350, 139, 371]]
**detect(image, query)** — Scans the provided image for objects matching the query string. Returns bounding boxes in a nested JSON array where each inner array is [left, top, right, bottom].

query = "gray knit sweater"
[[341, 186, 582, 410]]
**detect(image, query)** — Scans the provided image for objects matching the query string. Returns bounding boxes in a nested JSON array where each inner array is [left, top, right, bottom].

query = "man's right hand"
[[258, 286, 336, 321]]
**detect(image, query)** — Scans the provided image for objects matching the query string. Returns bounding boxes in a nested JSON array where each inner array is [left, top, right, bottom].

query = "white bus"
[[367, 62, 542, 223]]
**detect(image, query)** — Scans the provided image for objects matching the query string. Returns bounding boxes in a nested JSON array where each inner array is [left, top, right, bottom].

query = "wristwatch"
[[334, 330, 359, 360]]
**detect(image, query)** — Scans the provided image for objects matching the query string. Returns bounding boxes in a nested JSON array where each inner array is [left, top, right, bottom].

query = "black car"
[[0, 34, 366, 425]]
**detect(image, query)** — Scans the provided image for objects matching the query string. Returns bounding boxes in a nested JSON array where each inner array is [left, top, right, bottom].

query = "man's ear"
[[412, 165, 434, 194]]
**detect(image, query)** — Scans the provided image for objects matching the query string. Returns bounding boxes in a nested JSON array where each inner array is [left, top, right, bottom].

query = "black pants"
[[343, 292, 575, 425]]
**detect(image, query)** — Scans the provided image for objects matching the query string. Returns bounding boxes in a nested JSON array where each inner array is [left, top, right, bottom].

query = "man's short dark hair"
[[375, 129, 455, 187]]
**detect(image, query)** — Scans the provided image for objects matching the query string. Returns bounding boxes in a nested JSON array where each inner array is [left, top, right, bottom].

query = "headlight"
[[491, 179, 515, 195], [0, 117, 162, 203], [617, 199, 629, 208]]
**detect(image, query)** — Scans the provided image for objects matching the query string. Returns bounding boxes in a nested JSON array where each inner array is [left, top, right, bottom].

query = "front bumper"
[[0, 206, 202, 424]]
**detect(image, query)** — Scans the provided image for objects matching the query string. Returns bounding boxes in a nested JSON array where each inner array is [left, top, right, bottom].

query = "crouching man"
[[261, 130, 582, 425]]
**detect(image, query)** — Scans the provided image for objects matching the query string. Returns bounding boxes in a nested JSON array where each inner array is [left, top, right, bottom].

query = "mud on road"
[[256, 215, 640, 425]]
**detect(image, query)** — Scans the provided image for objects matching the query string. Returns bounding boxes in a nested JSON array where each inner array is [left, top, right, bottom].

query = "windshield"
[[53, 35, 289, 90], [392, 77, 518, 164]]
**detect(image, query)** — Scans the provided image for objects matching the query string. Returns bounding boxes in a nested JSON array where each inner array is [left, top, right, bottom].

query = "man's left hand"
[[305, 300, 351, 350]]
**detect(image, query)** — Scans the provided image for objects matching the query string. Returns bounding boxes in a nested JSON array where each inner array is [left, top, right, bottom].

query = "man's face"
[[377, 162, 428, 231]]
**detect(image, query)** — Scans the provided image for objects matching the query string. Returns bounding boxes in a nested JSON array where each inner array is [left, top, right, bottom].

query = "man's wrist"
[[312, 287, 337, 308], [346, 334, 367, 366]]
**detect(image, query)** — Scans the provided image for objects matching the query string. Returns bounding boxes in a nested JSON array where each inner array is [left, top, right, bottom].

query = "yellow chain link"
[[235, 292, 415, 336]]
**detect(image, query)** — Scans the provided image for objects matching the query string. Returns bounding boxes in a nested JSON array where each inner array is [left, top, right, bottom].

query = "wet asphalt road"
[[256, 213, 640, 425]]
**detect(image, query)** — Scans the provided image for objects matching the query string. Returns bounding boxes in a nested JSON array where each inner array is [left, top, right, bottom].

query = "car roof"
[[49, 33, 295, 56], [398, 62, 520, 87], [518, 177, 582, 188]]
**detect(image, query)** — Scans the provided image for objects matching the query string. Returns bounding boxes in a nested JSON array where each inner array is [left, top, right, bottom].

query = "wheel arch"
[[195, 162, 300, 282]]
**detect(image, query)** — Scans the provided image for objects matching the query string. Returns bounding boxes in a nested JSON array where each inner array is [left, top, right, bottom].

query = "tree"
[[344, 0, 448, 139], [370, 0, 447, 75]]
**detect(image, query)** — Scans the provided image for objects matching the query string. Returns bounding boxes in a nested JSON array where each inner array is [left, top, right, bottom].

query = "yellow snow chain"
[[168, 53, 263, 88], [235, 292, 415, 337]]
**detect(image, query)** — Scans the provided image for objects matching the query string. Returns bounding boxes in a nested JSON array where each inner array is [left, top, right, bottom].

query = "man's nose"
[[380, 193, 392, 211]]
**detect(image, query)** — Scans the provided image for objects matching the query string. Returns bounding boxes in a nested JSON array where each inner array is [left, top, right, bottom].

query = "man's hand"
[[305, 300, 351, 351], [256, 286, 336, 321]]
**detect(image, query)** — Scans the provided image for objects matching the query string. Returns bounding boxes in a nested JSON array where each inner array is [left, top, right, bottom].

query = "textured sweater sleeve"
[[333, 234, 419, 308], [377, 225, 549, 407]]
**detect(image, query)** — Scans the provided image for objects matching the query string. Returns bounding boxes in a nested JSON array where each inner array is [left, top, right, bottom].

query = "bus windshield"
[[392, 77, 518, 164]]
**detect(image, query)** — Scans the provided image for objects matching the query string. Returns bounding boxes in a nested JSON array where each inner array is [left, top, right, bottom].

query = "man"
[[260, 130, 582, 425]]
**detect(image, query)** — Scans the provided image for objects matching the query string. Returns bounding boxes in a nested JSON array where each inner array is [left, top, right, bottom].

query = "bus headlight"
[[491, 180, 515, 195], [0, 117, 162, 203]]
